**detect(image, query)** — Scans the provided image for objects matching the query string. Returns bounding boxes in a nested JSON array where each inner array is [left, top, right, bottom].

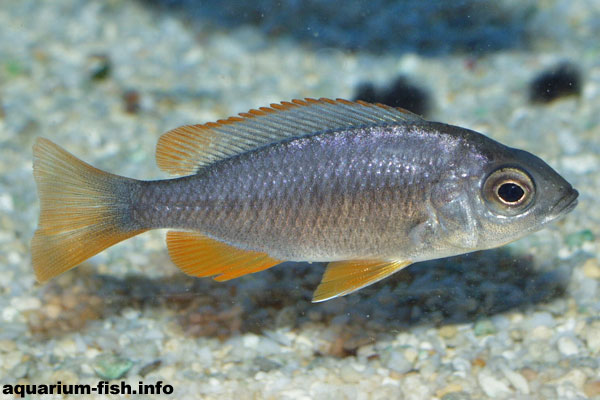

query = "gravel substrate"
[[1, 1, 599, 399]]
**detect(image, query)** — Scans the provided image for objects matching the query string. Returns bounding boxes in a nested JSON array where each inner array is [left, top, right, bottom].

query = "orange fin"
[[312, 259, 412, 303], [156, 98, 422, 176], [31, 138, 147, 282], [166, 231, 282, 281]]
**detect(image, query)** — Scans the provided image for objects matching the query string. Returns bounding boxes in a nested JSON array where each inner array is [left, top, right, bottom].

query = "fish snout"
[[551, 186, 579, 215]]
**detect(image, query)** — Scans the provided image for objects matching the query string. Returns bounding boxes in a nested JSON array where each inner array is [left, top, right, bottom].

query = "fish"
[[31, 98, 579, 302]]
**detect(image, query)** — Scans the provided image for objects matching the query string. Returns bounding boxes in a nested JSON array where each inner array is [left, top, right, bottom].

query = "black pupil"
[[497, 183, 525, 203]]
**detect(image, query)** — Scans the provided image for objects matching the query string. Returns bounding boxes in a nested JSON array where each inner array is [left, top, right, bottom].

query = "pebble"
[[478, 371, 512, 398], [93, 354, 134, 380], [53, 338, 78, 358], [474, 319, 497, 336], [557, 336, 579, 356], [403, 347, 418, 363], [338, 363, 362, 383], [1, 350, 22, 370], [382, 348, 413, 374], [11, 360, 31, 379], [243, 334, 260, 349], [582, 258, 600, 279], [2, 307, 18, 322], [10, 296, 41, 311], [552, 369, 587, 390], [138, 360, 162, 377], [254, 356, 282, 373], [499, 364, 529, 394], [0, 193, 14, 212], [530, 325, 553, 340], [435, 383, 463, 398], [583, 321, 600, 353], [451, 357, 471, 374], [583, 380, 600, 397], [0, 339, 17, 352], [196, 346, 214, 368], [51, 370, 79, 384], [439, 325, 458, 339], [441, 392, 471, 400], [522, 312, 555, 330]]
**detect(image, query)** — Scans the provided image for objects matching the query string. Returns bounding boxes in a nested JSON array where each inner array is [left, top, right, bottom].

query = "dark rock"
[[354, 76, 430, 116], [529, 62, 582, 103]]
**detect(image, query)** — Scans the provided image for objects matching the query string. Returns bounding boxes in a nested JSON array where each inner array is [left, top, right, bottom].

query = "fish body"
[[32, 98, 578, 301]]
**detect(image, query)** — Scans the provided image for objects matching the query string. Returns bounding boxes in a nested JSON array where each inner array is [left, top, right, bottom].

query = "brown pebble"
[[389, 370, 405, 380], [123, 90, 141, 114], [520, 367, 538, 381], [435, 383, 463, 398], [584, 380, 600, 397], [472, 357, 486, 368]]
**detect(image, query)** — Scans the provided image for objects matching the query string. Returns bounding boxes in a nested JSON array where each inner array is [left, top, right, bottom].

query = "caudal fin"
[[31, 138, 147, 282]]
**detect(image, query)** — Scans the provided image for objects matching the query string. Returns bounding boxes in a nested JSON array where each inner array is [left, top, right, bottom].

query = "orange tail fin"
[[31, 138, 147, 282]]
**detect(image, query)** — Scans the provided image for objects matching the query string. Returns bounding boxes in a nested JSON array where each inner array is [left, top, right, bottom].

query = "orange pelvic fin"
[[155, 98, 423, 176], [166, 231, 282, 281], [31, 138, 146, 283], [312, 259, 413, 303]]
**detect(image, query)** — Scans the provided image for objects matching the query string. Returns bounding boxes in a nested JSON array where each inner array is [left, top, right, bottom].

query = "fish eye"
[[483, 167, 535, 215], [497, 182, 525, 204]]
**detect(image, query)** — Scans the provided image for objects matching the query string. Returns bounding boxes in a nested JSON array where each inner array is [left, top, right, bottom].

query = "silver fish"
[[31, 98, 578, 301]]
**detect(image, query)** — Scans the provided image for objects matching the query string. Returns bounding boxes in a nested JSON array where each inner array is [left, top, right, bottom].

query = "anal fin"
[[166, 231, 281, 281], [312, 260, 412, 303]]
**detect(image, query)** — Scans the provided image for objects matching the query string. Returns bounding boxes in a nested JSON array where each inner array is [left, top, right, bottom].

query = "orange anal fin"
[[312, 259, 412, 303], [166, 231, 282, 281]]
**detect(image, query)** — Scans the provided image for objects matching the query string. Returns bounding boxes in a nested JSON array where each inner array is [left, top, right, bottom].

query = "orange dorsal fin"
[[155, 98, 423, 175], [312, 259, 412, 302], [166, 231, 282, 281]]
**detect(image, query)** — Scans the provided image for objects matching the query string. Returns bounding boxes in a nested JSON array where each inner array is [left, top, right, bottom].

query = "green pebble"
[[5, 60, 23, 77], [474, 319, 496, 336], [565, 229, 595, 248], [93, 354, 134, 380]]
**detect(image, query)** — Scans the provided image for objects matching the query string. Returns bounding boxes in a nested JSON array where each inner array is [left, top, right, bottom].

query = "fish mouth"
[[551, 188, 579, 216]]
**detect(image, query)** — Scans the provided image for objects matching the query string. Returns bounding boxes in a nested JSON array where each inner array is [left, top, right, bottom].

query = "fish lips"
[[550, 187, 579, 216]]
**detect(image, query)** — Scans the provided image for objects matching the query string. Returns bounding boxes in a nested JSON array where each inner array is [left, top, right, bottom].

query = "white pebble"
[[196, 346, 213, 368], [557, 336, 579, 356], [403, 347, 418, 363], [499, 364, 529, 394], [10, 296, 41, 311], [531, 326, 553, 340], [243, 334, 259, 349], [0, 193, 14, 211], [478, 371, 512, 398], [385, 351, 412, 374], [583, 322, 600, 353], [451, 357, 471, 373], [2, 307, 17, 322]]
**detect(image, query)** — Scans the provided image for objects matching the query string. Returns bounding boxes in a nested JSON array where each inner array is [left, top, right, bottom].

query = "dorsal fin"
[[166, 231, 282, 281], [156, 98, 422, 175], [312, 259, 412, 303]]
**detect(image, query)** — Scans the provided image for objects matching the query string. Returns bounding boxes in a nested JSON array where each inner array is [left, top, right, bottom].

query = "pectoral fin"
[[312, 259, 412, 303], [166, 231, 281, 281]]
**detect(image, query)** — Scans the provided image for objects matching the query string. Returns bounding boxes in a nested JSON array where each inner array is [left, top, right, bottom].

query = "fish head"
[[468, 145, 578, 250]]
